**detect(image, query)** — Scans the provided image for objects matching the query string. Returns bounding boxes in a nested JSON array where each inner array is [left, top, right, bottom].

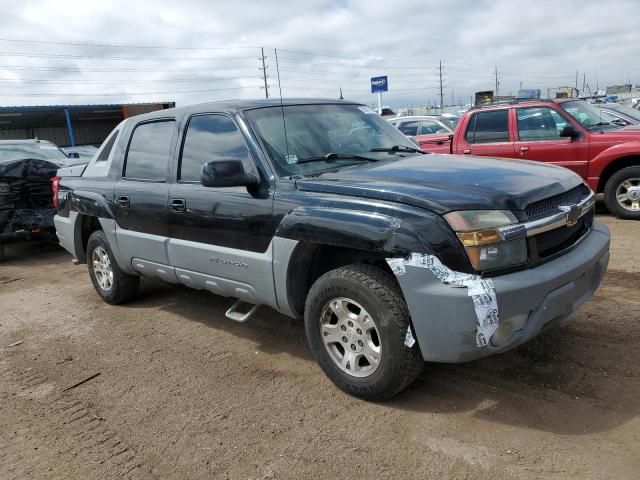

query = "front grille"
[[525, 184, 590, 220], [535, 209, 594, 257]]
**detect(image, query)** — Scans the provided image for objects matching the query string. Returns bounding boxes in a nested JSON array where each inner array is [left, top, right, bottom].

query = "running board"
[[225, 300, 259, 323]]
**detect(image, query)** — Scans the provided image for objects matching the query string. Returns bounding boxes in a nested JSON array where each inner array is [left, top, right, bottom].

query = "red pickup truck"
[[417, 99, 640, 219]]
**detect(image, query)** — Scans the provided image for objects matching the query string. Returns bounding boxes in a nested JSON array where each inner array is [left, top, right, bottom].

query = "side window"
[[95, 130, 118, 162], [420, 120, 445, 135], [397, 120, 419, 136], [124, 120, 175, 181], [465, 110, 509, 143], [179, 114, 251, 182], [517, 107, 565, 141]]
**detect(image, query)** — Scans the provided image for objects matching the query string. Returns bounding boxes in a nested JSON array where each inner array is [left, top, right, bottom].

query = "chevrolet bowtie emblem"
[[560, 204, 582, 226]]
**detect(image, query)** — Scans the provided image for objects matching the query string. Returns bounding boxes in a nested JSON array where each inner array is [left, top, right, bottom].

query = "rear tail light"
[[51, 176, 61, 207]]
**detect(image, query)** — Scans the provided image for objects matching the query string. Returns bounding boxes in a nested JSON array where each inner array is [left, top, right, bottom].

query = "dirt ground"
[[1, 213, 639, 480]]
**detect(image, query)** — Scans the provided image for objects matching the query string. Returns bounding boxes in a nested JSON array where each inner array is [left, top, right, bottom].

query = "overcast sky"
[[0, 0, 636, 108]]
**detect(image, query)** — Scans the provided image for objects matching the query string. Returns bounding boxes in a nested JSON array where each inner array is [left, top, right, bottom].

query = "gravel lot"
[[1, 213, 638, 480]]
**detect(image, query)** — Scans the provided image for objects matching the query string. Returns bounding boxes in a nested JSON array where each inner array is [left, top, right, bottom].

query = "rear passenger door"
[[113, 119, 177, 266], [166, 113, 275, 303], [459, 109, 517, 158]]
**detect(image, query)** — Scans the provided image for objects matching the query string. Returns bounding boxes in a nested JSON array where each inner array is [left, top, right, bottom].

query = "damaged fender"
[[386, 253, 501, 362], [275, 206, 425, 254]]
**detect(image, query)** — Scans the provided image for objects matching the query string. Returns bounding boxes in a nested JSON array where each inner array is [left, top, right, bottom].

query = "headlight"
[[444, 210, 527, 271]]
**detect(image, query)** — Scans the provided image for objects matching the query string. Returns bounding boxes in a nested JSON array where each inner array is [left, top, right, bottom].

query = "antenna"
[[274, 48, 290, 160]]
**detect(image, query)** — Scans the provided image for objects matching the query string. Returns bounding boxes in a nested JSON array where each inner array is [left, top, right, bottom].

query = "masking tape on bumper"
[[387, 253, 499, 347]]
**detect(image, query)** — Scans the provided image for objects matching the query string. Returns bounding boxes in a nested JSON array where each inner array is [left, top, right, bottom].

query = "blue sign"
[[371, 76, 388, 93]]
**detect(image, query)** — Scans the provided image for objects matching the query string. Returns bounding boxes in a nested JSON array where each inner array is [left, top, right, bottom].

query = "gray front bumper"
[[395, 221, 610, 363]]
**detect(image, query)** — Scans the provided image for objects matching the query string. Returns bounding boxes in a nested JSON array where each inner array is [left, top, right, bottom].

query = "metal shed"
[[0, 102, 175, 147]]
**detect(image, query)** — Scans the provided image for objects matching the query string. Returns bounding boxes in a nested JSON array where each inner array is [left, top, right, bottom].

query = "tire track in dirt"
[[0, 365, 154, 480]]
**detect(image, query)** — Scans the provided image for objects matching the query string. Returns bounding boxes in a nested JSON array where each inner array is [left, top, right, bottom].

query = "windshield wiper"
[[295, 152, 379, 164], [369, 145, 425, 154]]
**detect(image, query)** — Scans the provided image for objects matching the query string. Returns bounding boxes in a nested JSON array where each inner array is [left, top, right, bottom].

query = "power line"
[[0, 37, 259, 50], [1, 85, 262, 97], [0, 50, 255, 61], [0, 64, 256, 72]]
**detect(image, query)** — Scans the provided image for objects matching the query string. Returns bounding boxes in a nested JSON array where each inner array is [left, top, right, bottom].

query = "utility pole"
[[494, 66, 499, 97], [575, 71, 579, 94], [260, 47, 270, 99], [438, 60, 444, 113], [582, 73, 586, 93]]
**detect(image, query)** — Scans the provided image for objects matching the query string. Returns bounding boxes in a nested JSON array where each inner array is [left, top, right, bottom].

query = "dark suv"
[[54, 99, 610, 399]]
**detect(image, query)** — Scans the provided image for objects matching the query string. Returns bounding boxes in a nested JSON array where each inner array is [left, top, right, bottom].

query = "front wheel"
[[603, 166, 640, 219], [304, 264, 423, 400], [87, 230, 140, 305]]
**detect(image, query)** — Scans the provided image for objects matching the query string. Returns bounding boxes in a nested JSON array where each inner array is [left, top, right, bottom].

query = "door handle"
[[462, 149, 471, 154], [116, 195, 130, 208], [519, 146, 530, 152], [170, 198, 186, 213]]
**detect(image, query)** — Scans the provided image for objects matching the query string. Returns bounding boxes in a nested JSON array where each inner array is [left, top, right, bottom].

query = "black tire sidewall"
[[86, 230, 126, 304], [305, 269, 413, 397], [604, 166, 640, 219]]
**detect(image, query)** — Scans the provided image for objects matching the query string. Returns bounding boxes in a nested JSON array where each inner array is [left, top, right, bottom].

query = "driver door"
[[513, 106, 589, 178], [166, 113, 275, 301]]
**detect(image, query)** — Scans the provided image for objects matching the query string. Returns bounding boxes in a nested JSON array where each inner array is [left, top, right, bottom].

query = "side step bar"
[[225, 300, 259, 323]]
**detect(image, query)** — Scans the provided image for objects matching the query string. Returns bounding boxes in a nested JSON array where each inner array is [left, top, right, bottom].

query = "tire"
[[603, 165, 640, 219], [86, 230, 140, 305], [304, 264, 423, 400]]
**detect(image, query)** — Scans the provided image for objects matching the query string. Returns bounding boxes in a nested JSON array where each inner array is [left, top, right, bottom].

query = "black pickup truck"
[[54, 99, 610, 399]]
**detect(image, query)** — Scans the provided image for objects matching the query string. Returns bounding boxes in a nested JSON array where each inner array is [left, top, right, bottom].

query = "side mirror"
[[559, 125, 580, 140], [201, 159, 258, 188], [67, 152, 81, 159]]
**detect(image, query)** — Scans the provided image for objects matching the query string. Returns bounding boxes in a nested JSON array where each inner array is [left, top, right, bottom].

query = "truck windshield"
[[560, 100, 622, 130], [244, 104, 420, 176], [0, 143, 68, 162]]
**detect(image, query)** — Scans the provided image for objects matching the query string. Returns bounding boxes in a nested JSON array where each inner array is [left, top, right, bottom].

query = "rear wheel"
[[87, 230, 139, 304], [304, 264, 423, 400], [603, 166, 640, 219]]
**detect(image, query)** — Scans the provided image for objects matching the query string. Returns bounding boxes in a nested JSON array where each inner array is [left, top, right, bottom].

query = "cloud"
[[0, 0, 636, 107]]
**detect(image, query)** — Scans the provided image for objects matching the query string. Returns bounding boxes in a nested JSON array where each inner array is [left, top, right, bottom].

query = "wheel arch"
[[284, 241, 395, 319], [74, 214, 102, 264], [595, 154, 640, 193]]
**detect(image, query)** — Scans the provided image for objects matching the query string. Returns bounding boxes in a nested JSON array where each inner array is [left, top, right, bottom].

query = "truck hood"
[[295, 153, 584, 213], [593, 124, 640, 140]]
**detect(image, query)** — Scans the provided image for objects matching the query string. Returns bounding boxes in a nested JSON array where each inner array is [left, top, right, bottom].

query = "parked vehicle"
[[420, 98, 640, 219], [594, 103, 640, 126], [54, 99, 610, 399], [376, 106, 396, 118], [62, 145, 99, 161], [0, 139, 86, 259], [389, 116, 453, 136]]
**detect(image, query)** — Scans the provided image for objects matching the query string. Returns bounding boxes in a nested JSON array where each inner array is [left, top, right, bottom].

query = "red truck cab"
[[419, 99, 640, 219]]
